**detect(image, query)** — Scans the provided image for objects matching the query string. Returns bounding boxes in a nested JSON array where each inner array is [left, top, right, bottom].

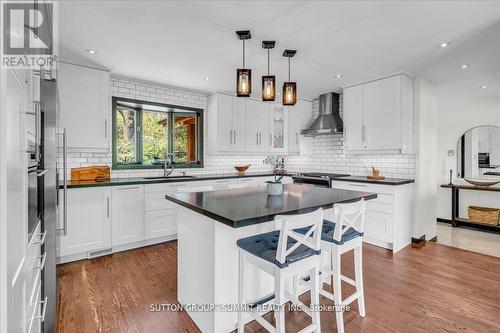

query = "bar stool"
[[295, 199, 367, 333], [236, 208, 325, 333]]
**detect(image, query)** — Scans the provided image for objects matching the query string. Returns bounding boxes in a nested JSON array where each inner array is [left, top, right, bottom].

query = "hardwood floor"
[[57, 241, 500, 333]]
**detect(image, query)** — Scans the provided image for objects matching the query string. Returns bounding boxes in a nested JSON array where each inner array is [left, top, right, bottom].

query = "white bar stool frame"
[[298, 199, 367, 333], [237, 208, 325, 333]]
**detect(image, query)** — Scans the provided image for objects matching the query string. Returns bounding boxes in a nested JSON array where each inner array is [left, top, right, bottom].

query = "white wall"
[[413, 77, 438, 239], [437, 87, 500, 219]]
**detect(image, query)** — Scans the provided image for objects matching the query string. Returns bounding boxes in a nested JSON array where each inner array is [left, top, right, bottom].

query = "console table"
[[441, 184, 500, 232]]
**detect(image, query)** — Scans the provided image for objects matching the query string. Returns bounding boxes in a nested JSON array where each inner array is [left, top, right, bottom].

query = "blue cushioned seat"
[[295, 220, 363, 245], [236, 230, 321, 268]]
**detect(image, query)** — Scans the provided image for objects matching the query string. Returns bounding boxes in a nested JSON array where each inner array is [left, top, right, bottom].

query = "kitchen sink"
[[143, 175, 195, 180]]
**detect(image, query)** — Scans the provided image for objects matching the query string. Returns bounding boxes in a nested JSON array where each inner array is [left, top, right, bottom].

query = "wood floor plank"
[[57, 241, 500, 333]]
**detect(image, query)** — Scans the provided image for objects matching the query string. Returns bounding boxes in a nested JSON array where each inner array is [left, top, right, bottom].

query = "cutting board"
[[71, 166, 110, 181]]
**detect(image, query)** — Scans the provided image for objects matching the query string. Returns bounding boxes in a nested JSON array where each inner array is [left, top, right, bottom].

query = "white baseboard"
[[57, 234, 178, 265]]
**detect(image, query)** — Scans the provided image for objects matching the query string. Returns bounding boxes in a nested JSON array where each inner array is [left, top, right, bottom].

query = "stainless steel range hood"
[[301, 92, 343, 136]]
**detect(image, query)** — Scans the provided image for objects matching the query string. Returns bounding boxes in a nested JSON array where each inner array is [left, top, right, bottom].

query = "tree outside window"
[[112, 97, 203, 169]]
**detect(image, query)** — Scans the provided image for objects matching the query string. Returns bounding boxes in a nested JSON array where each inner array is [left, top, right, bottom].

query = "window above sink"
[[112, 97, 204, 169]]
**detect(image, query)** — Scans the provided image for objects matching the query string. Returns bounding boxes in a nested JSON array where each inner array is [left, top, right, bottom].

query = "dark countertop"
[[59, 172, 292, 189], [331, 175, 414, 185], [59, 171, 415, 189], [164, 184, 377, 228]]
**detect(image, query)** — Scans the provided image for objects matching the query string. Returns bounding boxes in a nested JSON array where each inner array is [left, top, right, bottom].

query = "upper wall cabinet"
[[58, 62, 110, 151], [343, 74, 414, 154], [245, 99, 270, 152], [208, 93, 247, 154], [288, 100, 313, 154], [208, 93, 313, 155]]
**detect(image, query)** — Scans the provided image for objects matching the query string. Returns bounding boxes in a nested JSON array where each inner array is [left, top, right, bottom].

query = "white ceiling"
[[59, 1, 500, 100]]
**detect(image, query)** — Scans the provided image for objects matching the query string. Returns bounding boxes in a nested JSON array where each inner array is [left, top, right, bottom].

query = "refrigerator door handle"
[[56, 128, 68, 236]]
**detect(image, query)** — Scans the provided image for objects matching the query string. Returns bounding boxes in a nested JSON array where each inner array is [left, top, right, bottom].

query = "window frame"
[[112, 96, 204, 170]]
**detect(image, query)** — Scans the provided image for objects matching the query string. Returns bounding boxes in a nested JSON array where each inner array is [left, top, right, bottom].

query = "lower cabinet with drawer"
[[332, 180, 414, 253], [57, 187, 112, 263], [57, 176, 293, 263], [111, 185, 145, 246]]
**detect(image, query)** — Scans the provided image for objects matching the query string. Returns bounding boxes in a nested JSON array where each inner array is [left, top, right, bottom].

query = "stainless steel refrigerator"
[[40, 78, 59, 333]]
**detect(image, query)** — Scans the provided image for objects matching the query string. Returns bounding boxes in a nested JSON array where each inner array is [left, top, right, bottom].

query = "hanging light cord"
[[267, 49, 270, 75], [242, 40, 245, 68], [288, 56, 291, 81]]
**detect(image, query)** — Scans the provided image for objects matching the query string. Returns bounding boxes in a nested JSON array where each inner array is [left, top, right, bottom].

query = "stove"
[[292, 172, 350, 188]]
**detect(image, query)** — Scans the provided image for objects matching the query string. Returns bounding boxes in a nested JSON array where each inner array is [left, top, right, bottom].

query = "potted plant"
[[266, 175, 284, 196]]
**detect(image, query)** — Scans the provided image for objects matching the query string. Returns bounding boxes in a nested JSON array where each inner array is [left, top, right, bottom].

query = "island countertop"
[[165, 184, 377, 228]]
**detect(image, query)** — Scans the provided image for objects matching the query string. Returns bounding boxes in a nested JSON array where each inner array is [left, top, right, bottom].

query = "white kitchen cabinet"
[[58, 61, 110, 151], [232, 98, 247, 151], [344, 85, 364, 151], [209, 93, 246, 153], [145, 210, 177, 240], [58, 187, 111, 259], [111, 185, 144, 246], [269, 104, 288, 153], [332, 180, 413, 252], [144, 181, 208, 240], [288, 100, 313, 154], [343, 74, 413, 153], [245, 99, 270, 152]]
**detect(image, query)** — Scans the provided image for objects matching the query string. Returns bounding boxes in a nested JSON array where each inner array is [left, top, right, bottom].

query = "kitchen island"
[[165, 184, 376, 333]]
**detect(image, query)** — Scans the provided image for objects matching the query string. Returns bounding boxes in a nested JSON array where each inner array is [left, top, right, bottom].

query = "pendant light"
[[262, 41, 276, 101], [236, 30, 252, 97], [282, 49, 297, 106]]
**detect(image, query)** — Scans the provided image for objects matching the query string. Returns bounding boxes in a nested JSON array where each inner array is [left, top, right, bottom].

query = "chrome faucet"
[[164, 153, 174, 177]]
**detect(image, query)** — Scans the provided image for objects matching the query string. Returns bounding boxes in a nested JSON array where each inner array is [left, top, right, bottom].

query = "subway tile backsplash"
[[60, 77, 415, 180]]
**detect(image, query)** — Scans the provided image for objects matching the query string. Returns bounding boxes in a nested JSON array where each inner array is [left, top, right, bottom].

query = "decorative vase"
[[266, 182, 284, 196]]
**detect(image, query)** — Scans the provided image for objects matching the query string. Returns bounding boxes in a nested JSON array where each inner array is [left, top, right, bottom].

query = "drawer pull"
[[348, 184, 367, 187], [33, 252, 47, 270], [215, 180, 231, 183], [34, 297, 48, 322], [31, 230, 47, 246], [169, 183, 188, 187]]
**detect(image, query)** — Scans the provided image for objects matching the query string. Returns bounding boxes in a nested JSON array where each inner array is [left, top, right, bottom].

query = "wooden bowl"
[[234, 164, 251, 176], [464, 178, 500, 187]]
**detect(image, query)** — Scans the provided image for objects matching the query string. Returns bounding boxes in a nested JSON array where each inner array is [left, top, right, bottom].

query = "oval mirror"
[[456, 125, 500, 180]]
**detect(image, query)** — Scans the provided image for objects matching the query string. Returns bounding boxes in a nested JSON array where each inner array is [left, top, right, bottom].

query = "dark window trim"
[[112, 96, 204, 170]]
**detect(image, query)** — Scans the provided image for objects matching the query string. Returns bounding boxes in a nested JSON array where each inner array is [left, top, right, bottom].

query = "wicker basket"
[[467, 206, 500, 225]]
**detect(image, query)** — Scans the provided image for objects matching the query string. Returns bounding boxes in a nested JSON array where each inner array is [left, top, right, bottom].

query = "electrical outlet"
[[447, 149, 455, 156]]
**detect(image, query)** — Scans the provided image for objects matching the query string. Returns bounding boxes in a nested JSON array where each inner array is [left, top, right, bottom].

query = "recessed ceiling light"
[[334, 75, 343, 79], [460, 64, 470, 69], [481, 85, 488, 89], [86, 48, 96, 54], [439, 42, 450, 48], [205, 77, 211, 81]]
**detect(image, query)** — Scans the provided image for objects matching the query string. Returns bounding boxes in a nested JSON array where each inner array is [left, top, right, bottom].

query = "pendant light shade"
[[283, 82, 297, 105], [237, 69, 251, 97], [282, 49, 297, 106], [262, 41, 276, 101], [236, 31, 252, 97]]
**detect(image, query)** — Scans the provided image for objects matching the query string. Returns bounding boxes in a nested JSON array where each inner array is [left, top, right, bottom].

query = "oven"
[[28, 165, 39, 241], [292, 172, 351, 188]]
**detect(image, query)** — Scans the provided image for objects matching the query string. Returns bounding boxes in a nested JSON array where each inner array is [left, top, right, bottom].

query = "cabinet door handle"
[[56, 128, 68, 236], [269, 133, 272, 147], [259, 133, 262, 145], [33, 252, 47, 270], [229, 130, 232, 144], [233, 130, 236, 144], [296, 132, 299, 145], [104, 119, 108, 138], [256, 132, 258, 145], [362, 124, 366, 141], [34, 297, 48, 322], [106, 197, 110, 218]]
